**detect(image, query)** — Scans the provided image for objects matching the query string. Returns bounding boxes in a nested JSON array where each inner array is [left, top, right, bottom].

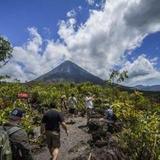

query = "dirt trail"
[[34, 116, 91, 160]]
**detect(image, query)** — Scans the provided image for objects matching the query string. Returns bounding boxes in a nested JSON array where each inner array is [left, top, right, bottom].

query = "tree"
[[108, 70, 128, 85], [0, 36, 13, 80], [117, 70, 128, 83], [0, 75, 10, 80], [0, 36, 13, 67], [108, 69, 119, 84], [107, 70, 128, 101]]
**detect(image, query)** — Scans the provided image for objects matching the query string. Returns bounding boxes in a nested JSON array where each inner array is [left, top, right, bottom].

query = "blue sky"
[[0, 0, 90, 45], [0, 0, 160, 86], [127, 32, 160, 69]]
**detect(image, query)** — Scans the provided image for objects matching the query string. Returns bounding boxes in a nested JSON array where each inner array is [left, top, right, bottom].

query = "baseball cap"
[[10, 108, 25, 118]]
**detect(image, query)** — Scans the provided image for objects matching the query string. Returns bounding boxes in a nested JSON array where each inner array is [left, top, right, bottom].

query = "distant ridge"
[[134, 85, 160, 92], [32, 60, 104, 84]]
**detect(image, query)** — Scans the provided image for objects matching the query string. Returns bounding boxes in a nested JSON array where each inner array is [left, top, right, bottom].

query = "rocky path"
[[34, 116, 91, 160]]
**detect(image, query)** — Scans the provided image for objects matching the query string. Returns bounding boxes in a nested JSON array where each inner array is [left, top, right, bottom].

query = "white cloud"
[[121, 55, 160, 86], [66, 9, 76, 18], [57, 0, 160, 80], [124, 0, 160, 31], [78, 6, 82, 11], [123, 55, 155, 77], [0, 28, 70, 82], [86, 0, 96, 6], [26, 27, 42, 53], [1, 0, 160, 85]]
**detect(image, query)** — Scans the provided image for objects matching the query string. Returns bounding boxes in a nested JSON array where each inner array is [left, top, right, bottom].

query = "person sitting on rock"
[[105, 106, 117, 121]]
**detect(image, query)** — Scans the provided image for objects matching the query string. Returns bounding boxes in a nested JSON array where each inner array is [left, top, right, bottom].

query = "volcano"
[[33, 60, 104, 84]]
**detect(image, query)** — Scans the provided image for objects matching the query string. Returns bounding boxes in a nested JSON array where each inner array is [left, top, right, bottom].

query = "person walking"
[[85, 92, 95, 122], [41, 102, 68, 160], [3, 108, 33, 160], [105, 106, 117, 133], [60, 95, 68, 112]]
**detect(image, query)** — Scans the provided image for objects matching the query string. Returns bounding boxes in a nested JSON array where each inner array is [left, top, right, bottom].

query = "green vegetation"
[[0, 36, 13, 80], [0, 82, 160, 159], [0, 36, 12, 67]]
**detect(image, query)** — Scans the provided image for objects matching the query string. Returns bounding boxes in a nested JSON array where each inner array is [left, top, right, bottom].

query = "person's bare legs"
[[50, 148, 59, 160]]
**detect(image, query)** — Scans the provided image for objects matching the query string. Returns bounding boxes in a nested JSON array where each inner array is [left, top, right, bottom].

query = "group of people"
[[0, 92, 95, 160], [60, 92, 95, 116], [60, 93, 77, 114], [1, 103, 68, 160], [40, 92, 96, 160], [0, 92, 116, 160]]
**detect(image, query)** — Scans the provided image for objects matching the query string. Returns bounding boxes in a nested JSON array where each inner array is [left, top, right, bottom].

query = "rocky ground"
[[34, 116, 91, 160], [33, 111, 128, 160]]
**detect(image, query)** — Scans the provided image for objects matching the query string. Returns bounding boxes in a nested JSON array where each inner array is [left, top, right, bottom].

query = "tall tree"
[[0, 36, 13, 67], [108, 70, 119, 84], [108, 69, 128, 101], [0, 36, 13, 80], [109, 70, 128, 84], [117, 70, 128, 83]]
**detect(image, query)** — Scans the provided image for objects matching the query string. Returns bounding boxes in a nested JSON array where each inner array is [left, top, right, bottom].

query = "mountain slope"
[[33, 60, 104, 84], [134, 85, 160, 91]]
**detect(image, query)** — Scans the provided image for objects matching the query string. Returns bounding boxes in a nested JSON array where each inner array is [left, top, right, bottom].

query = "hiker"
[[2, 108, 33, 160], [85, 92, 95, 122], [41, 102, 68, 160], [105, 106, 117, 122], [68, 93, 77, 115], [60, 95, 67, 112], [105, 106, 117, 133], [13, 95, 30, 111]]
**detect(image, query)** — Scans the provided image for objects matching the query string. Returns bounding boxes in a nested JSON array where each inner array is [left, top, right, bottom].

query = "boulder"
[[86, 112, 127, 160], [91, 147, 128, 160]]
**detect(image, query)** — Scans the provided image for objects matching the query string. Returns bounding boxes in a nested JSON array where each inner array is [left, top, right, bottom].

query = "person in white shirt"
[[85, 92, 95, 122]]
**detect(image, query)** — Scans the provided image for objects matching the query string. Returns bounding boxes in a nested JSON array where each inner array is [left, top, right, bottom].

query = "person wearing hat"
[[3, 108, 33, 160], [60, 95, 67, 112]]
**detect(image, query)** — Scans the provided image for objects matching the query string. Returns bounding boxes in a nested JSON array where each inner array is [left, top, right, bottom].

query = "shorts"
[[69, 108, 76, 114], [86, 108, 93, 118], [45, 130, 60, 149]]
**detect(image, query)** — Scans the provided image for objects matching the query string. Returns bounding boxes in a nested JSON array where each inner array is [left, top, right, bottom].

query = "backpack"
[[0, 126, 21, 160]]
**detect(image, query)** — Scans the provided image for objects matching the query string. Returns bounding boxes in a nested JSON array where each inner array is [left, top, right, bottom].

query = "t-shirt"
[[68, 97, 77, 108], [85, 96, 93, 109], [41, 109, 64, 132]]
